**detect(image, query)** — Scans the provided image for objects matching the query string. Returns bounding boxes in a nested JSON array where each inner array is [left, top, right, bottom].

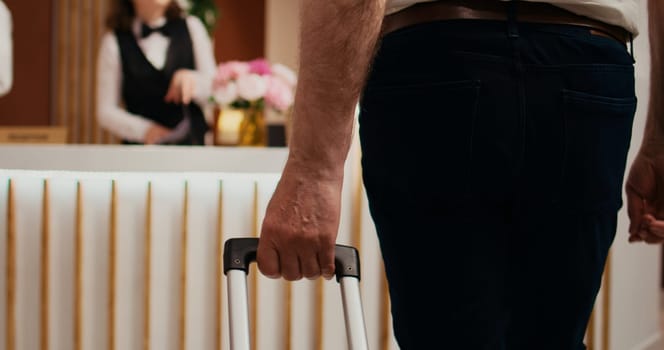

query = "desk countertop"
[[0, 144, 289, 173]]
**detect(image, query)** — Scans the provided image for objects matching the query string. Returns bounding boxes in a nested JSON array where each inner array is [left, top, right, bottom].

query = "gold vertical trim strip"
[[586, 308, 596, 350], [351, 152, 364, 251], [215, 181, 223, 350], [601, 251, 612, 350], [250, 182, 259, 349], [144, 183, 152, 350], [180, 182, 189, 350], [285, 282, 292, 350], [41, 180, 50, 350], [282, 177, 292, 350], [314, 279, 323, 350], [109, 180, 117, 350], [380, 265, 390, 350], [74, 182, 83, 350], [6, 180, 15, 350]]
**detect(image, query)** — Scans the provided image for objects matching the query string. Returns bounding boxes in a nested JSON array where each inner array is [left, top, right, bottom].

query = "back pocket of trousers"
[[561, 89, 636, 212]]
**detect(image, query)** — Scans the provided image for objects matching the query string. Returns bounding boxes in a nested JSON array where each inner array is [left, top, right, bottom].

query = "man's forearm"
[[646, 0, 664, 145], [288, 0, 386, 177]]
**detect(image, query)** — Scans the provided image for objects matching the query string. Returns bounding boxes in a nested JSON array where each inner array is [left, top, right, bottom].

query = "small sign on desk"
[[0, 126, 68, 144]]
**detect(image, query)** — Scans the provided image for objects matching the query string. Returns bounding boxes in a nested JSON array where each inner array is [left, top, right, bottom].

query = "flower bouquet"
[[211, 58, 297, 146]]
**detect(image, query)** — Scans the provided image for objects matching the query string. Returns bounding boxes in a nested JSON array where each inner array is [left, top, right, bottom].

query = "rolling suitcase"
[[223, 237, 370, 350]]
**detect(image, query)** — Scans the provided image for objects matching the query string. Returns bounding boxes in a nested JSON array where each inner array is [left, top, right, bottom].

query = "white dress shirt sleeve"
[[96, 32, 153, 142], [186, 15, 217, 124], [0, 1, 13, 97]]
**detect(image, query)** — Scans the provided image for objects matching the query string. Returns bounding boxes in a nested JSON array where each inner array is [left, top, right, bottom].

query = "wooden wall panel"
[[214, 0, 265, 62], [55, 0, 113, 144], [0, 0, 53, 126]]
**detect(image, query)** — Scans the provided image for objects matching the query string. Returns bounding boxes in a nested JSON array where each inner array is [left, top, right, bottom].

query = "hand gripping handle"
[[222, 237, 361, 282]]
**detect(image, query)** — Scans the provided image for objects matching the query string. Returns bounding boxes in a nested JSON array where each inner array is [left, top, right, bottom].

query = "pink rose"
[[248, 58, 272, 76], [211, 59, 297, 109], [215, 61, 250, 86], [265, 76, 295, 112]]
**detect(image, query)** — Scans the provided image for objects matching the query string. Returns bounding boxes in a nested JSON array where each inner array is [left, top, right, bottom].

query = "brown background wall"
[[215, 0, 265, 62], [0, 0, 265, 142], [0, 0, 53, 126]]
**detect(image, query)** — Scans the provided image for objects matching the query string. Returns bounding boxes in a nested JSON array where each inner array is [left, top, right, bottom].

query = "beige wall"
[[265, 0, 300, 72]]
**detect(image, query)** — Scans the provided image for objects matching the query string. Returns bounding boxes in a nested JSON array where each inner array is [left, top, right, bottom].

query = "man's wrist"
[[285, 148, 347, 181], [639, 138, 664, 158]]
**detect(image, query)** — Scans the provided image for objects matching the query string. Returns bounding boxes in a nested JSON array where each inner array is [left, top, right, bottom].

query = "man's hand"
[[165, 69, 197, 105], [625, 146, 664, 243], [256, 167, 342, 281], [255, 0, 386, 281], [144, 123, 171, 144], [628, 0, 664, 244]]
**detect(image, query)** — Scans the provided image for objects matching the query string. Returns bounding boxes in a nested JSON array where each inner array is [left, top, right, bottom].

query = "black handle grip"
[[223, 237, 361, 282]]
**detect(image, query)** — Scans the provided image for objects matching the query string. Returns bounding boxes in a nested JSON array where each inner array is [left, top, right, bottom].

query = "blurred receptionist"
[[96, 0, 216, 145], [0, 0, 12, 97]]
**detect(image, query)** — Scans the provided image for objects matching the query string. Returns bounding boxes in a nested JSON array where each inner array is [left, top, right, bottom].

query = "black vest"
[[115, 17, 208, 145]]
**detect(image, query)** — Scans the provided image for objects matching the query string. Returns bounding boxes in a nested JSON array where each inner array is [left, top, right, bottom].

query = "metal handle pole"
[[340, 276, 370, 350], [227, 269, 251, 350]]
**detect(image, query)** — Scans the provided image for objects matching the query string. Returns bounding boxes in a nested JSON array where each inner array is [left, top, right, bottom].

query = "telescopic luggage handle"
[[223, 237, 369, 350], [223, 237, 362, 281]]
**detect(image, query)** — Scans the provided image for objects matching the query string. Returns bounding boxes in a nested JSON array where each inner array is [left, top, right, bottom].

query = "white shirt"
[[96, 15, 217, 143], [0, 0, 13, 96], [386, 0, 639, 36]]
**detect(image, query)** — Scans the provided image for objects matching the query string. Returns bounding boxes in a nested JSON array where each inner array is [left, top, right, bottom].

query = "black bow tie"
[[140, 22, 170, 38]]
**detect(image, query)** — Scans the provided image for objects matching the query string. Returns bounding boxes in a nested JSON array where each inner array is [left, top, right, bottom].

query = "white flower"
[[271, 63, 297, 88], [175, 0, 192, 11], [236, 74, 268, 101], [213, 82, 239, 106], [265, 76, 294, 112]]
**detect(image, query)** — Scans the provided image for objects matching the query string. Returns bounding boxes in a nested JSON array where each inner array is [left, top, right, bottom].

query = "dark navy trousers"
[[359, 15, 636, 350]]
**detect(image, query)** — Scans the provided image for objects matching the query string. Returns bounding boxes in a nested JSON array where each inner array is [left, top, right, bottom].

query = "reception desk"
[[0, 144, 396, 350], [0, 144, 660, 350]]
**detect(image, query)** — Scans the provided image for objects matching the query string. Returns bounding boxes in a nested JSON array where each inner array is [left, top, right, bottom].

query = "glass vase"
[[238, 106, 266, 147], [214, 108, 244, 146]]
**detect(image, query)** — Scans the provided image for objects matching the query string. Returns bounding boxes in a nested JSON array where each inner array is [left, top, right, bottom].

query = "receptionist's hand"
[[144, 124, 171, 144], [165, 69, 196, 105]]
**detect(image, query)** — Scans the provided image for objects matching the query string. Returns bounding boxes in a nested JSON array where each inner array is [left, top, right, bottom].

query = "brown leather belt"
[[381, 0, 631, 45]]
